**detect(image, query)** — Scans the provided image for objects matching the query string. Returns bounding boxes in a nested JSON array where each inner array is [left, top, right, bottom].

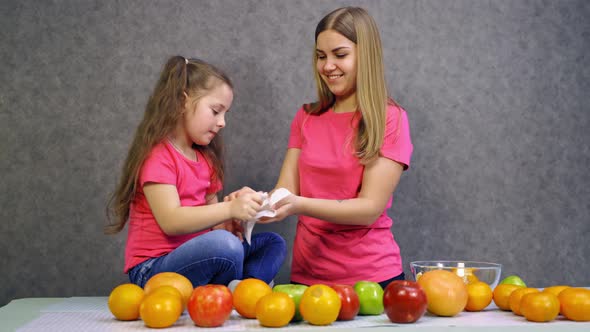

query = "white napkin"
[[243, 188, 292, 244]]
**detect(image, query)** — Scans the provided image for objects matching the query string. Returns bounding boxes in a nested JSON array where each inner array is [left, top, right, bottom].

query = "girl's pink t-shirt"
[[288, 104, 413, 285], [124, 141, 222, 273]]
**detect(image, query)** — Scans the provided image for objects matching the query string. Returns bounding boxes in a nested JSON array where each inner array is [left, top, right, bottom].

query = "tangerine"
[[520, 292, 560, 322], [233, 278, 272, 318], [558, 287, 590, 321], [509, 287, 539, 316], [144, 272, 193, 311], [107, 283, 145, 321], [492, 283, 523, 311], [256, 292, 295, 327], [465, 281, 493, 312], [542, 285, 570, 314], [139, 292, 183, 328], [542, 285, 570, 297]]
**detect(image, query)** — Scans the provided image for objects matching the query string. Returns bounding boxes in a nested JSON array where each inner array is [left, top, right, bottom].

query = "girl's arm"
[[268, 156, 404, 226], [210, 193, 244, 241], [144, 183, 262, 236]]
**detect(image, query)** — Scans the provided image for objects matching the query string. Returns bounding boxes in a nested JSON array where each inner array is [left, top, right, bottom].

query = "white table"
[[0, 296, 588, 332]]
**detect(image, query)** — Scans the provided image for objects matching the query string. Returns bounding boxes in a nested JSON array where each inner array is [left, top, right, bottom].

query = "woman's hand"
[[258, 193, 301, 224]]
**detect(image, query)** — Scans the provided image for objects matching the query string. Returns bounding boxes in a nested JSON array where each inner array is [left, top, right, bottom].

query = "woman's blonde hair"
[[105, 56, 232, 234], [305, 7, 396, 164]]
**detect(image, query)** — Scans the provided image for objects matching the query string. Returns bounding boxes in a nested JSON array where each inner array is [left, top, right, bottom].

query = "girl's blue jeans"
[[128, 229, 286, 288]]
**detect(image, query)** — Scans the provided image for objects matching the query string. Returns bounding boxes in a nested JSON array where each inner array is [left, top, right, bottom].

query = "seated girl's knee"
[[274, 233, 287, 250], [262, 232, 287, 253], [210, 229, 243, 253], [274, 232, 287, 245]]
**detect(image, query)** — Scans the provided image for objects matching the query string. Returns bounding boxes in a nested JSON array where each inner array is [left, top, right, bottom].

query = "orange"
[[417, 270, 468, 316], [464, 281, 493, 312], [139, 292, 183, 328], [144, 272, 193, 311], [558, 287, 590, 321], [299, 284, 341, 325], [107, 283, 145, 320], [256, 292, 295, 327], [233, 278, 273, 318], [509, 287, 539, 316], [493, 284, 524, 310], [520, 292, 560, 322]]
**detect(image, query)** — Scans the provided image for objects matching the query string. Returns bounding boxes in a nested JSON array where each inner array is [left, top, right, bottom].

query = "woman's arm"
[[270, 156, 404, 226], [274, 148, 301, 195], [144, 183, 262, 236]]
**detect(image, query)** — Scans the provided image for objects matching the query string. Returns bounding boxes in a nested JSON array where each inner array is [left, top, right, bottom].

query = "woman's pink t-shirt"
[[288, 104, 413, 285], [124, 141, 222, 273]]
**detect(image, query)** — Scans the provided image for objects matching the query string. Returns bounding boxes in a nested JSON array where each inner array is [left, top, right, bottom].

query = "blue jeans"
[[128, 229, 286, 288]]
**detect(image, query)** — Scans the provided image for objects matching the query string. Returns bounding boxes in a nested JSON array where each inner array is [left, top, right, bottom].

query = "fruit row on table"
[[107, 271, 590, 328]]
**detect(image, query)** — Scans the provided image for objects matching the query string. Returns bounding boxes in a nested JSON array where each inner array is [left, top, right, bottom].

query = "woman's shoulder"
[[291, 102, 314, 121], [386, 100, 406, 114], [385, 102, 409, 123]]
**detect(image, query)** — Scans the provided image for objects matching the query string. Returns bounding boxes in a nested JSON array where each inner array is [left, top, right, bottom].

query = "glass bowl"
[[410, 260, 502, 289]]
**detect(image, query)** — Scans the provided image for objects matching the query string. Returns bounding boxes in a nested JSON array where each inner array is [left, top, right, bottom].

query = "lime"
[[499, 275, 526, 287]]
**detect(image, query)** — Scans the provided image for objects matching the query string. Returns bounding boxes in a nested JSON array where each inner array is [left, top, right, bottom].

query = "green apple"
[[273, 284, 308, 321], [353, 281, 384, 315], [499, 275, 526, 287]]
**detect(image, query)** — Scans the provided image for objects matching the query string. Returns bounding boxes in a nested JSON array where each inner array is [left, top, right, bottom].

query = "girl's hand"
[[229, 192, 263, 221], [258, 194, 300, 224], [224, 186, 256, 202]]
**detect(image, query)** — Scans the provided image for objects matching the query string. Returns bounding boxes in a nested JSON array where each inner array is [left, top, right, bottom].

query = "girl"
[[262, 7, 414, 289], [105, 56, 286, 288]]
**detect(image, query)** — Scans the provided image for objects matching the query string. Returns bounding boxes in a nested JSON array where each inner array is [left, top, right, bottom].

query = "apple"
[[383, 280, 427, 323], [330, 284, 360, 320], [187, 284, 233, 327], [500, 275, 526, 287], [353, 281, 384, 315], [272, 284, 308, 321]]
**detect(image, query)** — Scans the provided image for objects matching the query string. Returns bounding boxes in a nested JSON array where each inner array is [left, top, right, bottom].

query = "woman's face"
[[316, 29, 357, 100]]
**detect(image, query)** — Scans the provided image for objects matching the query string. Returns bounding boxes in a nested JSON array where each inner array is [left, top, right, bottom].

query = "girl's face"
[[183, 82, 233, 146], [316, 29, 358, 101]]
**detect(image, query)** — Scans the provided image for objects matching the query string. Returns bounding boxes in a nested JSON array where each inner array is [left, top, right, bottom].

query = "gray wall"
[[1, 0, 588, 307]]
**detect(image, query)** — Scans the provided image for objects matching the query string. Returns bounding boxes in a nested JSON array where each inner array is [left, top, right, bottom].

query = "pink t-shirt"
[[124, 141, 222, 272], [288, 104, 413, 285]]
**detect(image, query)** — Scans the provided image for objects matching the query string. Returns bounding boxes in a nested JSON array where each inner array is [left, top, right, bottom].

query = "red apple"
[[331, 284, 360, 320], [187, 284, 233, 327], [383, 280, 427, 323]]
